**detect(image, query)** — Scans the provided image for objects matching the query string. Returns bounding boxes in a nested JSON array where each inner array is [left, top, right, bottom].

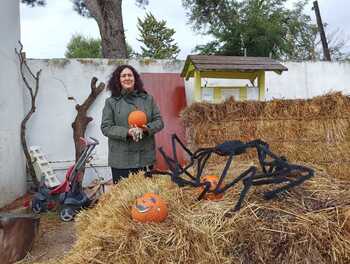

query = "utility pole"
[[313, 1, 331, 61]]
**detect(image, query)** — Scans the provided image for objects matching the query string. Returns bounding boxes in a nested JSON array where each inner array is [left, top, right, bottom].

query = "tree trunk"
[[71, 77, 105, 161], [21, 108, 39, 187], [313, 1, 331, 61], [84, 0, 128, 58]]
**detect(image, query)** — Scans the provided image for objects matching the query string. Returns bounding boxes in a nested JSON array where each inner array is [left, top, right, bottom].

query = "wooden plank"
[[195, 62, 286, 67], [196, 64, 287, 71], [0, 213, 40, 264], [191, 58, 284, 65], [195, 62, 285, 68], [190, 55, 279, 63], [194, 60, 282, 64], [188, 55, 288, 71], [192, 60, 282, 67], [190, 55, 274, 60]]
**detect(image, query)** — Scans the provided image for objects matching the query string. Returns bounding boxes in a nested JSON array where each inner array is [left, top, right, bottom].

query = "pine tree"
[[137, 13, 180, 59]]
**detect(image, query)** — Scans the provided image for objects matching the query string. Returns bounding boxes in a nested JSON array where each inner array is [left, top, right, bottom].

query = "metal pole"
[[313, 1, 331, 61]]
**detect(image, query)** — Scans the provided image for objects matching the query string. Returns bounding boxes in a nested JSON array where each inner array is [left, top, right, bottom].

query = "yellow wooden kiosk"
[[180, 55, 288, 102]]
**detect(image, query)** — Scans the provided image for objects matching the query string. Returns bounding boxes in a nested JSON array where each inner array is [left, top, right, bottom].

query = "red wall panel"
[[141, 73, 187, 170]]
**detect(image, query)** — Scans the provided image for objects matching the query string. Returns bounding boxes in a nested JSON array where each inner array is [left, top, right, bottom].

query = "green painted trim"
[[273, 70, 283, 75], [239, 86, 248, 101], [185, 63, 196, 80], [258, 70, 265, 100], [180, 55, 191, 77], [194, 70, 202, 102], [213, 87, 221, 103]]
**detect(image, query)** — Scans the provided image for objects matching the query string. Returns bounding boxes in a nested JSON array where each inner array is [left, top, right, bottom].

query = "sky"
[[20, 0, 350, 60]]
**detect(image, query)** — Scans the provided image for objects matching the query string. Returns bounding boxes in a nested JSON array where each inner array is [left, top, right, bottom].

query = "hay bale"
[[39, 166, 350, 264], [344, 209, 350, 233], [181, 92, 350, 181]]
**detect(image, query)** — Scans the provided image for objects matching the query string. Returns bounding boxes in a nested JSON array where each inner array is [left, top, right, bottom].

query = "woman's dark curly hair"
[[107, 64, 146, 97]]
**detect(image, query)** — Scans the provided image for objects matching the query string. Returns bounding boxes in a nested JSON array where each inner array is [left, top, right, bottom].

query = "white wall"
[[266, 61, 350, 99], [24, 59, 350, 186], [0, 0, 26, 207]]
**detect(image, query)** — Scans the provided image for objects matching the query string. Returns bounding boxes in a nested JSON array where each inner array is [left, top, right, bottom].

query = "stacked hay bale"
[[181, 92, 350, 180], [39, 171, 350, 264]]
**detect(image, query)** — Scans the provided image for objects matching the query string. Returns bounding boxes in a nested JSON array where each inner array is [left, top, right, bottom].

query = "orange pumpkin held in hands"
[[128, 110, 147, 128], [199, 175, 224, 201], [131, 192, 168, 223]]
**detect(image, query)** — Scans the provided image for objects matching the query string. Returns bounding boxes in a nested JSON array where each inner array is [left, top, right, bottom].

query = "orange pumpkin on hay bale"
[[199, 175, 224, 201], [131, 192, 168, 223]]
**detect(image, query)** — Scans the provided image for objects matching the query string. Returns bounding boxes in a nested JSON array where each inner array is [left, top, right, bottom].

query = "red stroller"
[[31, 137, 100, 221]]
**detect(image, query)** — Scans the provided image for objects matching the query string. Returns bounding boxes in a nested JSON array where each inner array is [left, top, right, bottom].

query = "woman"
[[101, 65, 164, 184]]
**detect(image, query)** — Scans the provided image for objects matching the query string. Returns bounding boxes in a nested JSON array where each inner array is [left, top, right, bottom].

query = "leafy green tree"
[[65, 34, 102, 58], [137, 13, 180, 59], [65, 34, 135, 59], [182, 0, 319, 60], [22, 0, 149, 58]]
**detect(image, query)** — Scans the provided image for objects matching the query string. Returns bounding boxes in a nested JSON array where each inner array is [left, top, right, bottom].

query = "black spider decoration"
[[158, 134, 314, 212]]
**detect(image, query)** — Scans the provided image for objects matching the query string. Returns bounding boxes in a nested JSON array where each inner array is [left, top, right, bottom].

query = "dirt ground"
[[17, 212, 76, 264]]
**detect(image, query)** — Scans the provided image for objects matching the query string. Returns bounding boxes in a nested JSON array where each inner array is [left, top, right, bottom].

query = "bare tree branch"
[[72, 77, 105, 161], [15, 41, 42, 188]]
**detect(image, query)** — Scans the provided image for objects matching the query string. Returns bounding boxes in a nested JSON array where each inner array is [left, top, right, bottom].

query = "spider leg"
[[219, 166, 257, 214], [159, 134, 216, 188], [171, 133, 194, 157], [263, 164, 314, 199], [231, 167, 257, 211], [215, 155, 234, 192], [168, 133, 215, 186], [197, 181, 212, 200], [250, 141, 288, 175], [158, 134, 196, 186], [220, 166, 257, 193], [251, 175, 291, 186], [170, 134, 195, 179], [159, 146, 193, 186], [195, 151, 212, 185], [195, 153, 234, 201]]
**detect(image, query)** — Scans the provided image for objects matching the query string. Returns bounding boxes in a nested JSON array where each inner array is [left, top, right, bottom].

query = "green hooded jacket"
[[101, 90, 164, 169]]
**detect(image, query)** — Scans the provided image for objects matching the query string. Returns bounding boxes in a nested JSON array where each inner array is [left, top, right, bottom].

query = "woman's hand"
[[128, 125, 143, 142], [141, 124, 150, 135]]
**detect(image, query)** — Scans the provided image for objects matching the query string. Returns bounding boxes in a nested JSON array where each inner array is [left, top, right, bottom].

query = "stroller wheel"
[[32, 198, 47, 214], [59, 206, 75, 222]]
